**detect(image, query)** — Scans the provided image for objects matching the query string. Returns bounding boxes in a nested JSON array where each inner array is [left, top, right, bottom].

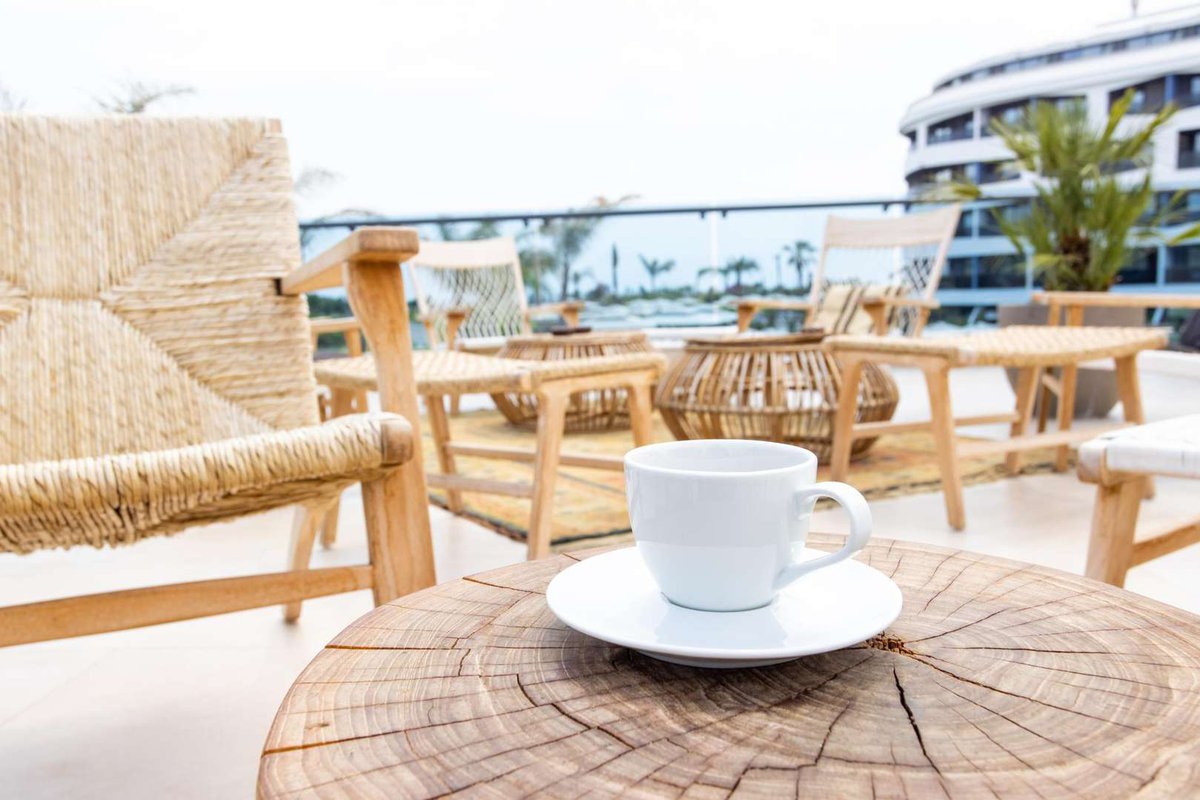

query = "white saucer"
[[546, 547, 903, 669]]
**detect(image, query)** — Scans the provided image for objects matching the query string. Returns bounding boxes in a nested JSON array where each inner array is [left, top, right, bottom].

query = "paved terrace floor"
[[1, 357, 1198, 799]]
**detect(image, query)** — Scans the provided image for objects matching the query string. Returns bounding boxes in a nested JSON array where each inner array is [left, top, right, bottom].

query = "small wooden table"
[[258, 537, 1200, 799]]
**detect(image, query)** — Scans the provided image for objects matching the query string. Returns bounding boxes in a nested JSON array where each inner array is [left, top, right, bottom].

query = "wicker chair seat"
[[827, 326, 1168, 368], [0, 414, 408, 555], [314, 350, 668, 395]]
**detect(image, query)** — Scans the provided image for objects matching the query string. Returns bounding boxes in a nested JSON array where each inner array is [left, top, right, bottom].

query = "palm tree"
[[638, 255, 675, 293], [434, 219, 501, 242], [698, 265, 726, 292], [723, 256, 759, 295], [949, 92, 1200, 291], [540, 194, 637, 301], [782, 240, 816, 291]]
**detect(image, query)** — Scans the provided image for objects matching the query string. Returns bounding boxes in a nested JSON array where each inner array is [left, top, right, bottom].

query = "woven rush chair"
[[0, 116, 435, 647], [736, 205, 961, 336]]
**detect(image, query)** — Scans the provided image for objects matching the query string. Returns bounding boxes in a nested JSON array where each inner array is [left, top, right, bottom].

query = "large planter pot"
[[997, 302, 1145, 419]]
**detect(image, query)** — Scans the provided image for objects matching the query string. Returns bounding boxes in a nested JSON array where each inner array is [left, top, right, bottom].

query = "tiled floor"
[[1, 360, 1198, 799]]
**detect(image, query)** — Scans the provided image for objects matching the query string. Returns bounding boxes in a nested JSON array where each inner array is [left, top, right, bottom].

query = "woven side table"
[[493, 331, 654, 433], [656, 331, 898, 462]]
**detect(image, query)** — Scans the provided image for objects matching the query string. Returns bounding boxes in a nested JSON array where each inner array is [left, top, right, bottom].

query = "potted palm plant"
[[951, 91, 1200, 416]]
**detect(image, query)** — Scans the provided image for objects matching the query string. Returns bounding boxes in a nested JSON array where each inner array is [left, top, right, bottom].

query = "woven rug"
[[424, 410, 1066, 553]]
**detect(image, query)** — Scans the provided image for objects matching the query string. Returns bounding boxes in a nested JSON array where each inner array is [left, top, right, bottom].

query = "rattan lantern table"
[[493, 330, 654, 433], [656, 330, 898, 462]]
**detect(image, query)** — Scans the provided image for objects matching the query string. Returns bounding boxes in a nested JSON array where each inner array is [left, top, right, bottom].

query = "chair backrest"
[[407, 237, 529, 345], [0, 115, 318, 466], [812, 205, 960, 336]]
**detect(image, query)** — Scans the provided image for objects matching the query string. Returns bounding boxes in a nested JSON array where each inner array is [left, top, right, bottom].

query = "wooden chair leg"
[[318, 388, 357, 550], [1036, 370, 1054, 434], [923, 363, 966, 531], [449, 394, 461, 416], [362, 468, 437, 604], [1114, 354, 1154, 499], [527, 388, 568, 561], [628, 378, 655, 448], [318, 499, 340, 550], [425, 393, 464, 514], [1054, 364, 1079, 472], [1006, 366, 1040, 475], [830, 356, 865, 481], [283, 501, 331, 622], [1085, 478, 1145, 587]]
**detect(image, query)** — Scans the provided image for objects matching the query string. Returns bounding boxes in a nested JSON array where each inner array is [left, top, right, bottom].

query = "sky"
[[0, 0, 1177, 292]]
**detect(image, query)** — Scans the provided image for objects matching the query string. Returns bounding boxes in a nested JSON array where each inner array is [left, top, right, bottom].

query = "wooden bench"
[[827, 325, 1169, 530]]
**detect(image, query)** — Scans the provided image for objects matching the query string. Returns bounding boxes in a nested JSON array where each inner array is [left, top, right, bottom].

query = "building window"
[[905, 130, 917, 150], [1110, 79, 1166, 114], [906, 164, 969, 190], [978, 254, 1026, 288], [927, 112, 974, 144], [978, 202, 1030, 236], [1179, 130, 1200, 169], [1167, 245, 1200, 282], [1176, 74, 1200, 108], [954, 210, 974, 238], [978, 160, 1020, 184], [982, 100, 1028, 135], [1119, 247, 1158, 285], [943, 257, 974, 288]]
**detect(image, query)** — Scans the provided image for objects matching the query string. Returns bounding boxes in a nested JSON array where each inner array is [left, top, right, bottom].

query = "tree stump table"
[[258, 536, 1200, 798]]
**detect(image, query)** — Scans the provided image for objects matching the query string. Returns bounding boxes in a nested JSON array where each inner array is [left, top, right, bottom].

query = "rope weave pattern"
[[828, 326, 1169, 367], [0, 117, 398, 552], [315, 350, 668, 395], [410, 262, 526, 344]]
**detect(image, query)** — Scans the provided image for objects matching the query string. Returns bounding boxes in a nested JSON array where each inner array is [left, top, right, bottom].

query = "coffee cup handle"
[[772, 481, 872, 592]]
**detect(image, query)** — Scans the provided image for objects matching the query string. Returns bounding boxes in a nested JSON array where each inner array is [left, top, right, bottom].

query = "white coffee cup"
[[624, 439, 872, 612]]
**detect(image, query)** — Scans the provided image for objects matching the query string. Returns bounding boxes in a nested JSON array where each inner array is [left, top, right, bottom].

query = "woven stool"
[[655, 331, 899, 462], [492, 331, 654, 433]]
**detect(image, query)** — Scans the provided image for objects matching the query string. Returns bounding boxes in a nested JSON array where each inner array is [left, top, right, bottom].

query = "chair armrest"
[[419, 307, 472, 348], [526, 301, 585, 327], [309, 316, 361, 335], [281, 227, 421, 295], [735, 298, 816, 332], [858, 295, 939, 336], [859, 295, 939, 310]]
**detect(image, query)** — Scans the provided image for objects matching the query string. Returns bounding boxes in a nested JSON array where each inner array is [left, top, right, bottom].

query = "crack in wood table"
[[258, 536, 1200, 799]]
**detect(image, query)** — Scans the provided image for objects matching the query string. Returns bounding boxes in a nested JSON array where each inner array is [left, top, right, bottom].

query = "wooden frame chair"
[[1078, 415, 1200, 587], [286, 232, 666, 560], [408, 237, 582, 352], [0, 117, 434, 647], [737, 205, 960, 336]]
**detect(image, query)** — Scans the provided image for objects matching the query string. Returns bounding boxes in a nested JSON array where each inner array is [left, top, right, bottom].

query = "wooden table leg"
[[923, 361, 965, 531], [830, 355, 865, 482], [425, 393, 464, 514], [1006, 366, 1039, 476], [527, 387, 568, 560], [1054, 363, 1079, 472], [1085, 477, 1145, 587]]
